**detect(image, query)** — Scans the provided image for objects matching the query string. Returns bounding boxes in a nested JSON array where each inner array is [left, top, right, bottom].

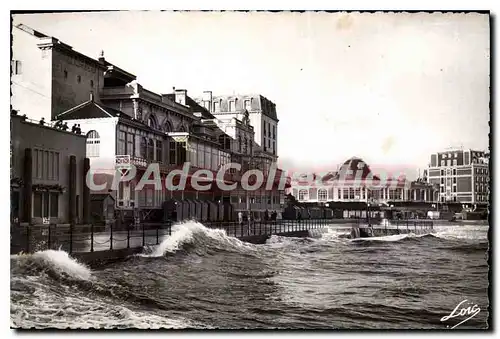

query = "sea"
[[10, 221, 490, 330]]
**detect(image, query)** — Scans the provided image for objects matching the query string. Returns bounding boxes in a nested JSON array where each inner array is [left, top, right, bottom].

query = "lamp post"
[[367, 202, 371, 226]]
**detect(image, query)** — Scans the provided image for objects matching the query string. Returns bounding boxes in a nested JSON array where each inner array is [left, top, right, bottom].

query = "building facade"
[[11, 24, 106, 122], [427, 149, 489, 205], [11, 112, 89, 225], [195, 92, 279, 161], [289, 157, 410, 204], [12, 23, 289, 222]]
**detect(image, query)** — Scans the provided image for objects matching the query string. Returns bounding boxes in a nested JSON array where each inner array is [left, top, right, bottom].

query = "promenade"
[[10, 219, 332, 255]]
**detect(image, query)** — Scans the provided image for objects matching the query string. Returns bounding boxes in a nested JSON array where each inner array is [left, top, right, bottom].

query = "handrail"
[[10, 218, 330, 255]]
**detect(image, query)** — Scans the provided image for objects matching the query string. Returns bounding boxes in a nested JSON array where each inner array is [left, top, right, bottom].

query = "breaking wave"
[[140, 221, 257, 257]]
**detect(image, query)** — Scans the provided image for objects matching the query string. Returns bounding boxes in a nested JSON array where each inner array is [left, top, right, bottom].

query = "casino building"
[[289, 157, 409, 204]]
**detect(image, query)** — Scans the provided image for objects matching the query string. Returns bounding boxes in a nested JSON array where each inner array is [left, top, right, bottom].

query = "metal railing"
[[10, 219, 331, 255]]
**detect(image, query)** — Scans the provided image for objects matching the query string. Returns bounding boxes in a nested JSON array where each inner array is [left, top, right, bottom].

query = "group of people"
[[52, 120, 82, 134], [237, 210, 278, 226]]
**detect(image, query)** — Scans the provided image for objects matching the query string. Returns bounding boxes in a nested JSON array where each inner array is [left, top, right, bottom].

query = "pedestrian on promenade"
[[238, 211, 243, 227]]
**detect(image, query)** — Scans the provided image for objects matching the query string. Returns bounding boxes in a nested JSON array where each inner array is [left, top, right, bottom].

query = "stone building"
[[11, 23, 106, 122], [10, 111, 89, 225], [427, 149, 489, 205], [12, 22, 289, 222]]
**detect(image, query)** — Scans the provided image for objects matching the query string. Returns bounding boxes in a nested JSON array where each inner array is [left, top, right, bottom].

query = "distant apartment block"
[[195, 92, 279, 161], [427, 149, 489, 204]]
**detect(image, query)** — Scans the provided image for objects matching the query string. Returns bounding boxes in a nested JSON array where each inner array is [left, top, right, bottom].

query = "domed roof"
[[337, 157, 375, 181]]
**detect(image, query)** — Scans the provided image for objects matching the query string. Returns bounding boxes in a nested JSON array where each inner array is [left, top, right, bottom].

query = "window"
[[453, 186, 457, 193], [272, 141, 275, 155], [140, 137, 148, 159], [126, 133, 135, 156], [86, 130, 100, 157], [33, 149, 59, 180], [77, 75, 81, 83], [454, 152, 458, 158], [453, 169, 456, 176], [118, 131, 126, 155], [443, 154, 447, 159], [229, 101, 235, 112], [148, 115, 157, 129], [148, 139, 155, 161], [64, 70, 68, 79], [213, 101, 220, 112], [244, 99, 251, 110], [169, 140, 176, 165], [90, 80, 94, 87], [453, 159, 457, 166], [441, 160, 445, 166], [453, 177, 457, 184], [441, 169, 444, 176], [268, 139, 271, 148], [268, 122, 271, 137], [298, 189, 308, 201], [238, 136, 242, 153], [263, 122, 267, 136], [318, 189, 328, 201], [156, 140, 163, 163], [447, 159, 451, 166], [12, 60, 22, 75], [164, 121, 173, 133], [272, 126, 276, 139], [33, 192, 59, 218]]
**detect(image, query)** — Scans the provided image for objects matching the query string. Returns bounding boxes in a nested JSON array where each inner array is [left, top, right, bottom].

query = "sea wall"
[[72, 230, 311, 267]]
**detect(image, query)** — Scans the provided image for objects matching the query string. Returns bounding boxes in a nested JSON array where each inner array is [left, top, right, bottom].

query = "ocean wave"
[[139, 221, 257, 258], [11, 250, 92, 281]]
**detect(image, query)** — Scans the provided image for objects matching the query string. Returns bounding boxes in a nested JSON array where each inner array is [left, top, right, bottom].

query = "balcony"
[[101, 86, 135, 97], [115, 155, 173, 173]]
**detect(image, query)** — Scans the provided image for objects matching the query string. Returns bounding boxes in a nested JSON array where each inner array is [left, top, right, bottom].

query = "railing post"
[[26, 225, 30, 253], [90, 223, 94, 252], [47, 224, 51, 250], [156, 224, 159, 245], [127, 224, 131, 248], [69, 223, 74, 254], [142, 222, 145, 246], [110, 221, 113, 250]]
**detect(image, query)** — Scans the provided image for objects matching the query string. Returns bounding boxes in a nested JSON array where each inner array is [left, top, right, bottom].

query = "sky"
[[12, 11, 490, 177]]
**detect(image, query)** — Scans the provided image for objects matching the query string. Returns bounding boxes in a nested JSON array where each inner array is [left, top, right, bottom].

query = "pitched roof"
[[55, 100, 127, 120], [91, 193, 115, 202]]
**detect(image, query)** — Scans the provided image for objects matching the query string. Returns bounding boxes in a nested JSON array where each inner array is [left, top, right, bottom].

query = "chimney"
[[98, 50, 105, 64], [174, 89, 187, 106], [202, 90, 212, 102]]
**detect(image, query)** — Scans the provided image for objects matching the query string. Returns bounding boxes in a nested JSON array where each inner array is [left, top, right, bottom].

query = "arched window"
[[147, 114, 157, 129], [156, 140, 163, 163], [318, 189, 328, 201], [140, 137, 148, 159], [86, 130, 100, 157], [178, 125, 186, 132], [298, 189, 309, 201], [148, 139, 155, 161], [164, 121, 173, 133]]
